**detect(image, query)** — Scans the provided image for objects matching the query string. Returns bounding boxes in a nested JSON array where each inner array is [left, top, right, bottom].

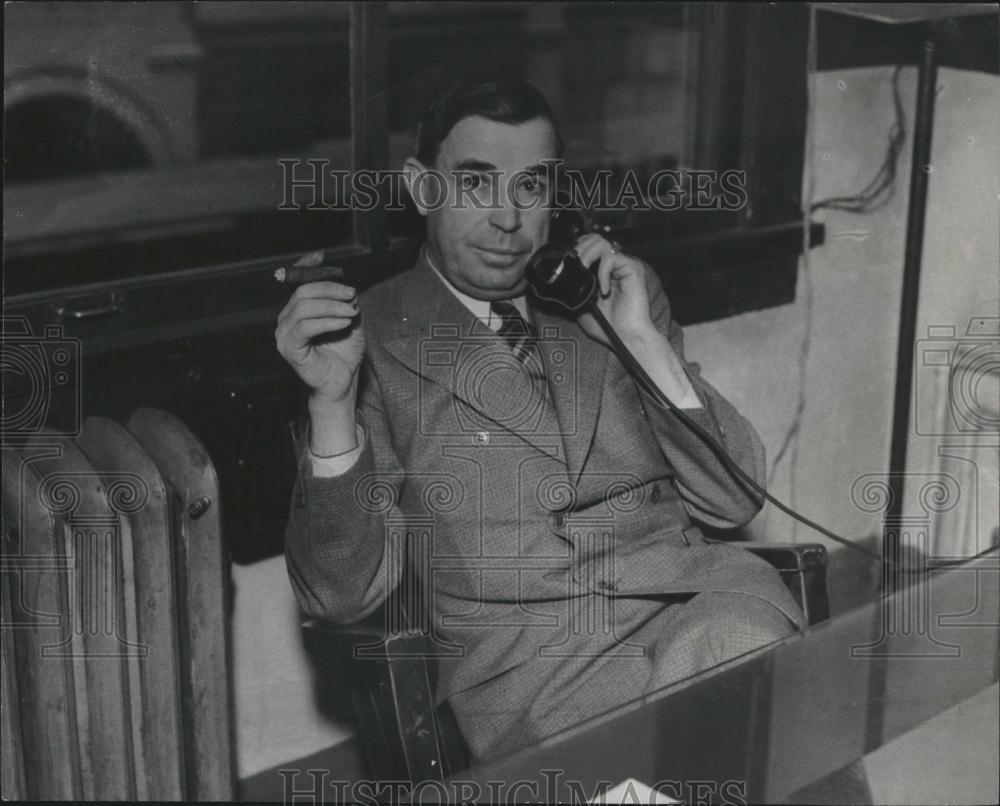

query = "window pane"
[[5, 1, 353, 294]]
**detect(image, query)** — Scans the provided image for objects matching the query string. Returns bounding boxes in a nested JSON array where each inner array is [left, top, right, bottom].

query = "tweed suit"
[[285, 250, 806, 760]]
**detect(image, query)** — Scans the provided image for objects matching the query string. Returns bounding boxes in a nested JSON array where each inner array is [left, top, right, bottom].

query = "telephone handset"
[[527, 201, 597, 311], [548, 203, 589, 246]]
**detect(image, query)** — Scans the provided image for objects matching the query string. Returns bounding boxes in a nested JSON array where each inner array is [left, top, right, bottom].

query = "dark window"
[[4, 1, 354, 294], [6, 95, 153, 183], [3, 1, 821, 564]]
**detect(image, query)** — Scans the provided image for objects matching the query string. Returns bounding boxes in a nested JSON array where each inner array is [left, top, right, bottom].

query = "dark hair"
[[415, 76, 564, 166]]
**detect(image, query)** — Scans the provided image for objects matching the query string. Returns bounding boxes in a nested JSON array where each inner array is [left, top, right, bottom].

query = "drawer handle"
[[52, 292, 126, 321]]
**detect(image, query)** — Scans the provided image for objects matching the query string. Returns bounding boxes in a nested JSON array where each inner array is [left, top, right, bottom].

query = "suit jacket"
[[285, 249, 805, 755]]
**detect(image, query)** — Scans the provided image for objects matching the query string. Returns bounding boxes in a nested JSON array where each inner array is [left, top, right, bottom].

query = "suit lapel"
[[380, 257, 564, 462], [532, 301, 608, 485]]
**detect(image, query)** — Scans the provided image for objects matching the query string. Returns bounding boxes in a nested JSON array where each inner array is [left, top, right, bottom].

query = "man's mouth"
[[474, 246, 530, 268]]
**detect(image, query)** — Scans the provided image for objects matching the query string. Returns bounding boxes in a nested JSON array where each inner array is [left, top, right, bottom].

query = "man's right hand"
[[276, 282, 366, 452]]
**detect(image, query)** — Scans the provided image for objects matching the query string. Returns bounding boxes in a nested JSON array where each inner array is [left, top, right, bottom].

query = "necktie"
[[491, 301, 537, 363], [490, 301, 554, 427]]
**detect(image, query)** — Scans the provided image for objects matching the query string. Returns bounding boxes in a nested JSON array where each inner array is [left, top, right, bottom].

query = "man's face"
[[406, 115, 557, 300]]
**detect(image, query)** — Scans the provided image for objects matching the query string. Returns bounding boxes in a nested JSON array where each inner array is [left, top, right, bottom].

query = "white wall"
[[231, 556, 354, 780], [687, 65, 998, 566]]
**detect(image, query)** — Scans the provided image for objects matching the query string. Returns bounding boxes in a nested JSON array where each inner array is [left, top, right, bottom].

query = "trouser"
[[449, 588, 872, 803], [448, 591, 798, 760]]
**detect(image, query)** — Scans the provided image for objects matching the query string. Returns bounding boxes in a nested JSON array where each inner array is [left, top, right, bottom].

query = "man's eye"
[[460, 173, 482, 191], [517, 176, 544, 196]]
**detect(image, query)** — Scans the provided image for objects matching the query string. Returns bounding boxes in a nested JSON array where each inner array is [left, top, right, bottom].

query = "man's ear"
[[403, 157, 431, 217]]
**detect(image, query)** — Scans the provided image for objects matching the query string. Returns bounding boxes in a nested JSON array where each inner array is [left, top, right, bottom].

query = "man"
[[277, 77, 805, 762]]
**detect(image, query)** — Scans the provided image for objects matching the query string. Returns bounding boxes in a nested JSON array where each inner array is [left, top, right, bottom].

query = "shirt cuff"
[[310, 424, 366, 477], [676, 366, 706, 409]]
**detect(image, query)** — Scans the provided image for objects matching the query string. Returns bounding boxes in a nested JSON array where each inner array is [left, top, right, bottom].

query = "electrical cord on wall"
[[769, 4, 821, 536], [810, 65, 907, 213]]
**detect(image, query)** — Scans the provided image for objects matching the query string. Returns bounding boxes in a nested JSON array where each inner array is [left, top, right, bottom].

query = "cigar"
[[273, 265, 345, 284]]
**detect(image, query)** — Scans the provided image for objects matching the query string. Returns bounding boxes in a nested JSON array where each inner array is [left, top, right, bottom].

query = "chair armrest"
[[743, 542, 827, 572], [302, 616, 464, 781], [302, 617, 431, 660], [743, 542, 830, 626]]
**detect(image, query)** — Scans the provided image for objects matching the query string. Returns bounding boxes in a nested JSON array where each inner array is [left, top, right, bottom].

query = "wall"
[[687, 65, 998, 595], [230, 65, 999, 784], [231, 557, 354, 780]]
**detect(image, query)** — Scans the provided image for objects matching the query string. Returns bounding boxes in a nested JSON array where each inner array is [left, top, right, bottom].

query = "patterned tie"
[[491, 301, 537, 363]]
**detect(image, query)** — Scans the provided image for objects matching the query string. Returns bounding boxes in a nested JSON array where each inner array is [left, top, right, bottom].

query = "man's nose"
[[488, 191, 522, 232]]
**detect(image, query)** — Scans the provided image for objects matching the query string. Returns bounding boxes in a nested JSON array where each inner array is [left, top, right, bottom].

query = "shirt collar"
[[424, 247, 528, 332]]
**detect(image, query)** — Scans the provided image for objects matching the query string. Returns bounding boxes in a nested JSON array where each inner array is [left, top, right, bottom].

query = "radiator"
[[1, 410, 234, 800]]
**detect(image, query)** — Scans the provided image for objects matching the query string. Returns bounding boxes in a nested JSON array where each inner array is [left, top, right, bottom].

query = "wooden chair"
[[304, 541, 830, 784]]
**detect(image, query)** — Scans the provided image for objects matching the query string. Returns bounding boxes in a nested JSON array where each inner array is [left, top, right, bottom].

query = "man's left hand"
[[572, 233, 657, 347]]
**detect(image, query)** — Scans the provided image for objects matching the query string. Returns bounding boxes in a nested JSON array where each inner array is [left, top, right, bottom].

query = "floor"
[[864, 682, 999, 806], [239, 683, 1000, 803]]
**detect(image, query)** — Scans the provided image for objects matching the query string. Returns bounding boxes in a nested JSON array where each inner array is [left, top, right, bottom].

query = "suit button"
[[473, 431, 490, 445], [650, 484, 661, 503], [550, 512, 564, 528]]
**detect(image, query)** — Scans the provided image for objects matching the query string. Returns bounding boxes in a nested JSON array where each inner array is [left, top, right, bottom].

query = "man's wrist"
[[308, 439, 359, 460], [309, 424, 366, 478], [309, 382, 357, 410], [622, 328, 702, 409], [620, 324, 667, 357], [308, 392, 359, 456]]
